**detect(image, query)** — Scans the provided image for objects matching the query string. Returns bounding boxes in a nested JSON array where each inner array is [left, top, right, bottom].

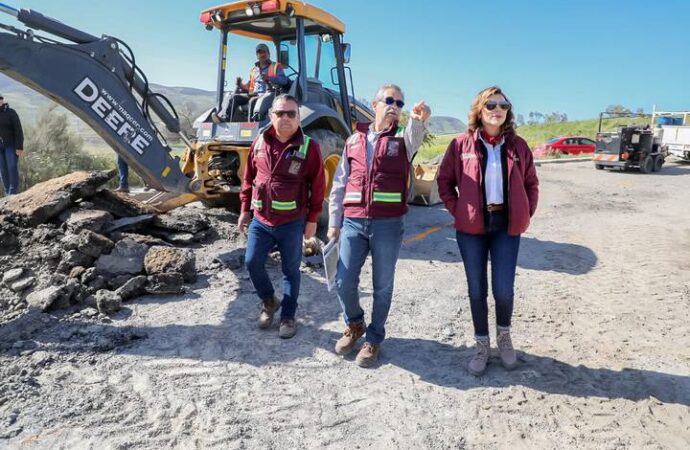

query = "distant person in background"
[[0, 94, 24, 195], [115, 155, 129, 193], [437, 86, 539, 376]]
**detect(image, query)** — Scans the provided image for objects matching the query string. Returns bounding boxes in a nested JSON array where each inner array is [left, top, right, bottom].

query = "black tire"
[[639, 155, 653, 174], [653, 156, 664, 172], [201, 193, 241, 211], [595, 164, 604, 170], [305, 128, 345, 237]]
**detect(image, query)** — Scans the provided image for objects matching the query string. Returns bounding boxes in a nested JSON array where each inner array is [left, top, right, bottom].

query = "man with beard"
[[327, 84, 431, 367]]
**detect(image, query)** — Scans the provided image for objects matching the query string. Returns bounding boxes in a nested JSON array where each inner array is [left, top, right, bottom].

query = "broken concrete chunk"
[[146, 272, 184, 295], [26, 286, 64, 311], [58, 209, 114, 234], [144, 246, 196, 282], [3, 267, 24, 284], [76, 229, 114, 258], [94, 290, 122, 314], [154, 211, 209, 234], [10, 276, 35, 293], [103, 214, 156, 233], [0, 170, 114, 226], [95, 238, 149, 276], [115, 275, 147, 301]]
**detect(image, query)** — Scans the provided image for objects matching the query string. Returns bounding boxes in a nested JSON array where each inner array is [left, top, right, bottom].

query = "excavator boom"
[[0, 3, 192, 194]]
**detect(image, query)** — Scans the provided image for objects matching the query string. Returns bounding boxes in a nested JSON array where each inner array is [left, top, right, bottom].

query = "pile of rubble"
[[0, 170, 239, 324]]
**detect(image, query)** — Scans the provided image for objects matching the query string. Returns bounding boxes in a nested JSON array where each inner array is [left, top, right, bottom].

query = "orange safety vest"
[[248, 62, 279, 93]]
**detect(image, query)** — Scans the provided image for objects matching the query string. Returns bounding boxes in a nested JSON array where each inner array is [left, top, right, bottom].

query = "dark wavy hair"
[[467, 86, 515, 135]]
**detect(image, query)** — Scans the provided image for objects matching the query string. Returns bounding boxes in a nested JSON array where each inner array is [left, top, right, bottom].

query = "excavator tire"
[[306, 128, 345, 239]]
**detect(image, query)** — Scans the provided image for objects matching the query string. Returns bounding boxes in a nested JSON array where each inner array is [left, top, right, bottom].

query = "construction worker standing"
[[0, 94, 24, 195], [327, 84, 431, 367], [238, 94, 325, 339]]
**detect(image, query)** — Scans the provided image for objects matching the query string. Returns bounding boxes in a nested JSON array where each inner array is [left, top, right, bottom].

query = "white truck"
[[653, 109, 690, 161]]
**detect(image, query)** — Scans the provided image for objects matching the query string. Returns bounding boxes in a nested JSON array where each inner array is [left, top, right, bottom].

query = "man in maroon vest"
[[238, 94, 325, 338], [327, 84, 431, 367]]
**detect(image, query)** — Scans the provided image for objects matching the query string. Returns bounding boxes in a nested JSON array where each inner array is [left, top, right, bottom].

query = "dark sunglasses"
[[273, 110, 298, 119], [381, 96, 404, 108], [485, 101, 511, 111], [256, 49, 267, 54]]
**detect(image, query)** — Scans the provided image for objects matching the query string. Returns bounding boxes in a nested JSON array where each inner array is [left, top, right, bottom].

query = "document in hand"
[[322, 238, 339, 292]]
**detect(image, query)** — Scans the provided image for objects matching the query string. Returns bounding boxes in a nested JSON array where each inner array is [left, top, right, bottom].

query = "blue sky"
[[4, 0, 690, 120]]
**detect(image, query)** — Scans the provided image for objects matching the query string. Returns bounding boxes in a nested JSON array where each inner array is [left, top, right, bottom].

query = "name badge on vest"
[[386, 140, 400, 157], [288, 160, 302, 175]]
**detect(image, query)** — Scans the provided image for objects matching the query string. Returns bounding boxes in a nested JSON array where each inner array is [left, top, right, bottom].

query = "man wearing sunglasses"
[[0, 94, 24, 195], [238, 94, 325, 339], [327, 84, 431, 367]]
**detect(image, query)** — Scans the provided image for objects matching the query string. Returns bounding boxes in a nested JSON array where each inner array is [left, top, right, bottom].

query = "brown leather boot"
[[497, 329, 518, 370], [467, 339, 490, 376], [257, 295, 280, 329], [355, 342, 380, 368], [334, 320, 366, 355]]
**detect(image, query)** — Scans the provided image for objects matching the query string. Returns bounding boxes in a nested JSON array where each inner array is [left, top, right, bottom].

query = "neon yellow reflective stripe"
[[272, 200, 297, 210], [395, 126, 405, 137], [297, 135, 311, 158], [344, 192, 362, 200], [373, 191, 402, 202], [252, 199, 263, 209]]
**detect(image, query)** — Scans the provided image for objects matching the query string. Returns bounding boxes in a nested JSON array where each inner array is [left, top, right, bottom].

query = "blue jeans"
[[456, 212, 521, 339], [336, 217, 404, 345], [245, 217, 305, 319], [117, 155, 129, 189], [0, 144, 20, 195]]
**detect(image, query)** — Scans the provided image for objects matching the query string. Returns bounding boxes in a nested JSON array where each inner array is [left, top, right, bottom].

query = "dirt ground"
[[1, 160, 689, 449]]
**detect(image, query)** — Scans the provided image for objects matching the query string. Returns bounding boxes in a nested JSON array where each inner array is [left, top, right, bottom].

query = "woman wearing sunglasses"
[[437, 86, 539, 376]]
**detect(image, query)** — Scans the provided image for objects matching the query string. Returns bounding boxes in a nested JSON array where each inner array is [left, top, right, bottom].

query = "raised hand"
[[410, 101, 431, 122]]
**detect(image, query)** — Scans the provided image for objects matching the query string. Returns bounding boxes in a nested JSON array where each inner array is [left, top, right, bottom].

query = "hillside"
[[427, 116, 466, 135], [517, 117, 651, 149]]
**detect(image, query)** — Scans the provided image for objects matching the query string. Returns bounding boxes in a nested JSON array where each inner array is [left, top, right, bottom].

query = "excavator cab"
[[0, 1, 372, 217], [187, 0, 374, 214]]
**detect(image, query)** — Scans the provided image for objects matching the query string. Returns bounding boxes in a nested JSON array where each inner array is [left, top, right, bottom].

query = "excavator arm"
[[0, 3, 194, 196]]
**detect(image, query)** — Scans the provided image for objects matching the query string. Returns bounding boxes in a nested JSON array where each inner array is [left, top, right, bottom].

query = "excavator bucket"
[[408, 163, 442, 206]]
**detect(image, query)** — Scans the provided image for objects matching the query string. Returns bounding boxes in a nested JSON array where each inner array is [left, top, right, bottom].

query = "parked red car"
[[533, 136, 596, 157]]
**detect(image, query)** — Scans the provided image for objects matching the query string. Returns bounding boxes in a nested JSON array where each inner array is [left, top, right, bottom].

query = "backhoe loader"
[[0, 1, 373, 224]]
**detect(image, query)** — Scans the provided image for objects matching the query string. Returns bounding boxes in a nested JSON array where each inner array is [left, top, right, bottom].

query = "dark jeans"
[[245, 217, 305, 319], [456, 212, 521, 339], [0, 144, 19, 195], [117, 155, 129, 189]]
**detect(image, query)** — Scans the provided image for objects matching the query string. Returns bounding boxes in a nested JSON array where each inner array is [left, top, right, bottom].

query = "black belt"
[[486, 203, 504, 212]]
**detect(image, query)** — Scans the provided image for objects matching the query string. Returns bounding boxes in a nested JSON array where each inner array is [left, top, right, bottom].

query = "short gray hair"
[[271, 94, 299, 110], [374, 84, 404, 102]]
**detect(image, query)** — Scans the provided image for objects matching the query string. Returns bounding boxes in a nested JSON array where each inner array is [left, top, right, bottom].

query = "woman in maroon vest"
[[437, 86, 539, 376]]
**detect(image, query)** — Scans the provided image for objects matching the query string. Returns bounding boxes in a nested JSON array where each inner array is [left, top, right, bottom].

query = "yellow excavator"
[[0, 1, 373, 225]]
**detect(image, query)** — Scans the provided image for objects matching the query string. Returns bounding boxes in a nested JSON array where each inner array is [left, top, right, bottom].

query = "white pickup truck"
[[660, 125, 690, 161]]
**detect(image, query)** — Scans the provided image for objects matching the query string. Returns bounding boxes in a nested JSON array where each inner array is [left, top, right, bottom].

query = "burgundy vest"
[[251, 130, 312, 223], [343, 122, 409, 219]]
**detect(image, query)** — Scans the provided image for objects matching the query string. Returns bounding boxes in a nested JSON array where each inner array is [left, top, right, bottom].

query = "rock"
[[216, 253, 244, 270], [58, 208, 114, 233], [87, 275, 108, 293], [10, 277, 34, 293], [154, 231, 197, 245], [0, 229, 19, 255], [108, 274, 132, 290], [57, 250, 94, 273], [60, 233, 82, 251], [94, 290, 122, 314], [108, 232, 171, 247], [81, 267, 97, 285], [87, 189, 159, 219], [103, 214, 156, 233], [76, 229, 114, 258], [146, 272, 184, 295], [0, 170, 114, 226], [32, 225, 61, 243], [144, 246, 196, 282], [26, 286, 65, 311], [95, 238, 149, 276], [3, 267, 24, 284], [115, 275, 147, 301], [153, 211, 209, 233], [69, 266, 87, 279]]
